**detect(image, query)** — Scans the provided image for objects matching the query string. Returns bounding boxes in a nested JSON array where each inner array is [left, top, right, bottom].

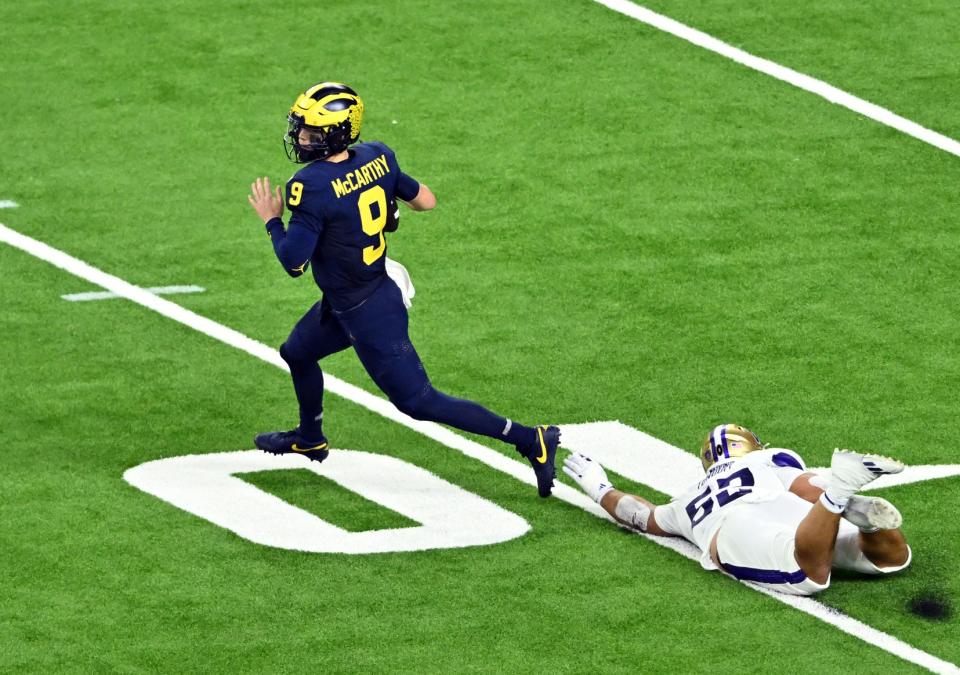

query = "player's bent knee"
[[394, 397, 429, 421], [393, 387, 436, 421], [804, 566, 832, 587], [786, 568, 831, 596], [279, 341, 309, 368], [795, 581, 830, 596]]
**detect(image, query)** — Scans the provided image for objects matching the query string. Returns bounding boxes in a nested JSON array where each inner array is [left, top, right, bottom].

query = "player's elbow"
[[645, 507, 679, 537], [275, 247, 310, 277], [408, 184, 436, 211], [278, 256, 309, 277], [420, 186, 437, 210]]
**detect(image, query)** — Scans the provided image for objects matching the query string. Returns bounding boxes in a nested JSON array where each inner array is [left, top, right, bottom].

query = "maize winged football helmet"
[[700, 423, 764, 471], [285, 82, 364, 163]]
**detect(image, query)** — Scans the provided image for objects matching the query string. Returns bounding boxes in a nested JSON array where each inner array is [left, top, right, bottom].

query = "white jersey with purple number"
[[653, 448, 807, 568]]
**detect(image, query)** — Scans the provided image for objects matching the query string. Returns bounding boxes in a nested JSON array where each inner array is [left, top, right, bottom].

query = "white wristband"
[[596, 483, 615, 503]]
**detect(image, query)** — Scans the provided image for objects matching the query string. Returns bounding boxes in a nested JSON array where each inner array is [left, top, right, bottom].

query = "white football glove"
[[562, 452, 615, 503]]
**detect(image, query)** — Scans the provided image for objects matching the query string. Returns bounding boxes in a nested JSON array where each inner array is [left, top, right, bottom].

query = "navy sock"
[[504, 420, 537, 450], [288, 361, 325, 441]]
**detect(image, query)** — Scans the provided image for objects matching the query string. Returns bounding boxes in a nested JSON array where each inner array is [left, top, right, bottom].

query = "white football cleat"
[[829, 449, 904, 495], [843, 495, 903, 532]]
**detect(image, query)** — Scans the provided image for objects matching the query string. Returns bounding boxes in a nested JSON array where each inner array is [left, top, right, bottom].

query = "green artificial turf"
[[1, 0, 958, 671]]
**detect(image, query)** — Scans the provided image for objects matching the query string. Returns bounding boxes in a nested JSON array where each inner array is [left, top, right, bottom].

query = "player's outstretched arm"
[[599, 489, 675, 537], [402, 183, 436, 211], [562, 453, 674, 536]]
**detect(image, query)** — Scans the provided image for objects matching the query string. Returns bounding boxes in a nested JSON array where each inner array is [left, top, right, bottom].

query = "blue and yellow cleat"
[[254, 428, 330, 463], [519, 425, 560, 498]]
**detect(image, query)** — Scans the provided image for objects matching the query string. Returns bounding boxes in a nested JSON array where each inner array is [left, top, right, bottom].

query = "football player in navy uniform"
[[247, 82, 560, 497]]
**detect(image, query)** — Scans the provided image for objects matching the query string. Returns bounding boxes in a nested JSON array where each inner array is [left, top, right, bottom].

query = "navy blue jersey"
[[266, 141, 421, 310]]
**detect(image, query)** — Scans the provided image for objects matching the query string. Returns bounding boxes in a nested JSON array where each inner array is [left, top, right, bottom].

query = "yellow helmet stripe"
[[304, 82, 350, 100], [313, 93, 359, 109]]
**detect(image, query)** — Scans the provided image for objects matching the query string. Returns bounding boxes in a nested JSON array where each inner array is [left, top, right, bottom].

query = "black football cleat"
[[519, 425, 560, 498], [254, 428, 330, 463]]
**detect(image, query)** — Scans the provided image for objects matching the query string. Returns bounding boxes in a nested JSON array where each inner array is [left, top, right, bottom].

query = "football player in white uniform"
[[563, 424, 911, 596]]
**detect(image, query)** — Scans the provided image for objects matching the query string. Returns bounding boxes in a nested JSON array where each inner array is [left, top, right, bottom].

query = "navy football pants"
[[279, 278, 533, 447]]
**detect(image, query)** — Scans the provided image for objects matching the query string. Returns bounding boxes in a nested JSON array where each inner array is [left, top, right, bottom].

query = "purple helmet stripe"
[[711, 425, 723, 462]]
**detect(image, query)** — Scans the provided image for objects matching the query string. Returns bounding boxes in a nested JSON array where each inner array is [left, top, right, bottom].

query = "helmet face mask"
[[699, 424, 765, 472], [284, 82, 364, 163], [284, 115, 336, 162]]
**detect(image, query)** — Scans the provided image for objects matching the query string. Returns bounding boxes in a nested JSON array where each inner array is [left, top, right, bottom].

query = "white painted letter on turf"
[[560, 420, 704, 497], [123, 450, 529, 554]]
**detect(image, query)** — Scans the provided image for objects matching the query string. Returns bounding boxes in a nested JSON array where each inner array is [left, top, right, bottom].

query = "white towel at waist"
[[385, 257, 416, 309]]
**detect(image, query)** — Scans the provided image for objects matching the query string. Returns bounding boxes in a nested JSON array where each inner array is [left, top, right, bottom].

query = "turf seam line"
[[593, 0, 960, 159], [0, 221, 955, 675], [61, 284, 206, 302]]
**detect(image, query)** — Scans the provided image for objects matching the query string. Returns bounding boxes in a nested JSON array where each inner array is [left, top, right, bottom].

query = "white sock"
[[820, 491, 847, 514], [822, 470, 864, 514]]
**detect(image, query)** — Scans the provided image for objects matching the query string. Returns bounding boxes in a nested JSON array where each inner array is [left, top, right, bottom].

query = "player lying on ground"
[[563, 424, 911, 595], [246, 81, 559, 497]]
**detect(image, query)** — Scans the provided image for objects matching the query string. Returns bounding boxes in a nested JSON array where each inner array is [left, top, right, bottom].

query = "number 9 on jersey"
[[358, 185, 387, 265]]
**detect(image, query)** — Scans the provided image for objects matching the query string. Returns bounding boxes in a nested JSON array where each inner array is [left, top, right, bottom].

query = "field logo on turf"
[[124, 449, 530, 554], [124, 422, 960, 556]]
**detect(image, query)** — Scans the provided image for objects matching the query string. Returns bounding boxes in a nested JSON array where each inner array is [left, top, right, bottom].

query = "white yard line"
[[62, 285, 206, 302], [0, 200, 19, 208], [1, 221, 956, 674], [592, 0, 960, 159]]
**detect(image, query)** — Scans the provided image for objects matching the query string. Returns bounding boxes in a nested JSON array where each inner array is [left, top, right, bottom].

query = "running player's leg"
[[337, 282, 533, 443], [338, 280, 559, 495], [278, 299, 351, 440], [391, 380, 563, 497], [254, 300, 351, 460]]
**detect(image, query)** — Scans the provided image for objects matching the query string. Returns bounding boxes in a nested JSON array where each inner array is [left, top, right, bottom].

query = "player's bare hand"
[[248, 176, 284, 223]]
